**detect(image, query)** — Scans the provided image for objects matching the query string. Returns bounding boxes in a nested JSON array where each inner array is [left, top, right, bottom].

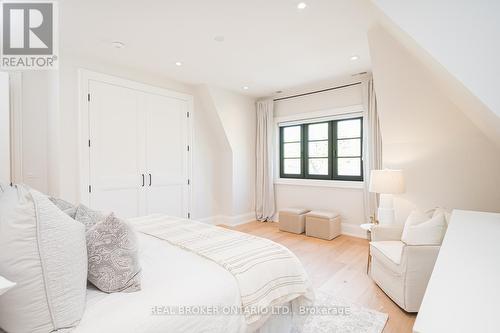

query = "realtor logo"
[[1, 1, 58, 69]]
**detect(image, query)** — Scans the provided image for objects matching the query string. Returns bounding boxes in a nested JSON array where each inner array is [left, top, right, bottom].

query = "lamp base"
[[377, 194, 396, 225], [377, 207, 395, 224]]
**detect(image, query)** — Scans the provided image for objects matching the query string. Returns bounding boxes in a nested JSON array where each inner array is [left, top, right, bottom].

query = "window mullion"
[[302, 124, 307, 179], [332, 120, 338, 180]]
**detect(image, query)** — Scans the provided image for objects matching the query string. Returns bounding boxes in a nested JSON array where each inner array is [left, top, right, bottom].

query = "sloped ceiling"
[[369, 0, 500, 147], [368, 24, 500, 218]]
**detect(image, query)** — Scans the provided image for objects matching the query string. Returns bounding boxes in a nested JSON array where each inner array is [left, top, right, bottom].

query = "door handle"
[[142, 174, 145, 187], [149, 174, 152, 186]]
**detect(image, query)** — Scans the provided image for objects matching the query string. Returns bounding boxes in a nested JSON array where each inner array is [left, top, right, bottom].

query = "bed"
[[74, 215, 313, 333]]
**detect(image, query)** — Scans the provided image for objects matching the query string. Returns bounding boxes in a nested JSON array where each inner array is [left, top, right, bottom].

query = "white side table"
[[360, 223, 376, 274]]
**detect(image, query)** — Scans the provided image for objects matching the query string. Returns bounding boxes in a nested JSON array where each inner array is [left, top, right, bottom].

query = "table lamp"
[[369, 169, 405, 224]]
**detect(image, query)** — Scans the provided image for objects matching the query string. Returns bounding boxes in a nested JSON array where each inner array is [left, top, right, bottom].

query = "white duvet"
[[75, 233, 247, 333], [75, 232, 297, 333]]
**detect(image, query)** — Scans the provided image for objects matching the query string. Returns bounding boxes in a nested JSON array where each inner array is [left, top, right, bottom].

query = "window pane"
[[337, 158, 361, 176], [308, 158, 329, 175], [308, 123, 328, 141], [308, 141, 328, 158], [284, 143, 301, 158], [338, 119, 361, 139], [337, 139, 361, 157], [284, 158, 301, 174], [283, 126, 301, 142]]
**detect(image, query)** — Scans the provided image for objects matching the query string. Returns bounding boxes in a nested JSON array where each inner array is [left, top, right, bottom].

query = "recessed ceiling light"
[[214, 35, 225, 42], [350, 55, 360, 61], [111, 41, 125, 49], [243, 86, 249, 90], [297, 2, 307, 10], [175, 61, 182, 66]]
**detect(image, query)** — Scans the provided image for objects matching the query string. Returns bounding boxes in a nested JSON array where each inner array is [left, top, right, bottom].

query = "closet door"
[[88, 81, 145, 218], [144, 93, 189, 218]]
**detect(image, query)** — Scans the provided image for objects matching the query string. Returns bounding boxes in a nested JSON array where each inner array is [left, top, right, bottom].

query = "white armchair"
[[369, 224, 440, 312]]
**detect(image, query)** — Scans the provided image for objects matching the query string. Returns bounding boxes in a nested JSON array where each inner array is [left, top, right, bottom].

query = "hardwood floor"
[[228, 221, 416, 333]]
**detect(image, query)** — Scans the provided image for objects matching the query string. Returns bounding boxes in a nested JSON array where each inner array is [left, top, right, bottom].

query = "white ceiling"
[[60, 0, 378, 97]]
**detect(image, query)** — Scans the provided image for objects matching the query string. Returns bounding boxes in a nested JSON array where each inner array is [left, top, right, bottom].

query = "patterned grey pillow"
[[48, 197, 77, 219], [74, 204, 107, 232], [86, 214, 141, 293]]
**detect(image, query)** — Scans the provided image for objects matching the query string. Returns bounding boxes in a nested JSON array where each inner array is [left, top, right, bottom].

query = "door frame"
[[78, 69, 194, 217]]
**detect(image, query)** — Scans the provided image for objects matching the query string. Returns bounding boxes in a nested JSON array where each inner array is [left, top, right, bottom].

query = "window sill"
[[274, 178, 364, 189]]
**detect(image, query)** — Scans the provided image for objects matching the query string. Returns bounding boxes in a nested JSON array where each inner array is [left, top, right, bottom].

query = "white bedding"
[[75, 233, 295, 333]]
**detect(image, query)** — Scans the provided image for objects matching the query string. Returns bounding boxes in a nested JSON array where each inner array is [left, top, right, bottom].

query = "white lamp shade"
[[369, 169, 405, 194]]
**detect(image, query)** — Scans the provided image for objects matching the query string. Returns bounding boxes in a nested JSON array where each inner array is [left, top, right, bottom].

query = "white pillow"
[[430, 207, 452, 225], [0, 185, 87, 333], [401, 210, 447, 245]]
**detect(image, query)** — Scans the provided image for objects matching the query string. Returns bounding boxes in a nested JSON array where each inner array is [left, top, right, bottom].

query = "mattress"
[[75, 233, 293, 333]]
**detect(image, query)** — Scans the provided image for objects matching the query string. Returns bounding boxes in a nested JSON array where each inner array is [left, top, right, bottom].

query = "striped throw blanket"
[[129, 214, 314, 325]]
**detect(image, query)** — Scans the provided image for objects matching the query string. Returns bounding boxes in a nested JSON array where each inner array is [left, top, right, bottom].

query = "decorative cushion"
[[0, 185, 87, 333], [401, 210, 447, 246], [430, 207, 452, 225], [86, 214, 141, 293], [75, 204, 107, 232], [48, 196, 77, 219]]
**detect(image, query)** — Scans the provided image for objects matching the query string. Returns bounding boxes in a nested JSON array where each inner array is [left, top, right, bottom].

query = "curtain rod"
[[273, 82, 362, 102]]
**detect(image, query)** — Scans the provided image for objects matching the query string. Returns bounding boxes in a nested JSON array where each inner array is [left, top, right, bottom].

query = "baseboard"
[[198, 212, 255, 227], [341, 223, 368, 239], [227, 212, 256, 226]]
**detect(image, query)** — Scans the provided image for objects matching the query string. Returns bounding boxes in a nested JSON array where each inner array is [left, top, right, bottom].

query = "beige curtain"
[[255, 100, 275, 221], [362, 78, 382, 222]]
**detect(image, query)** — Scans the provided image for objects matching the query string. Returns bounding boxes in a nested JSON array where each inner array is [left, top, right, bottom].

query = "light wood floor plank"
[[227, 221, 416, 333]]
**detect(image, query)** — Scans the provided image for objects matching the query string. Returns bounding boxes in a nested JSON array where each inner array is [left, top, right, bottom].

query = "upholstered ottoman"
[[305, 211, 341, 240], [279, 208, 310, 234]]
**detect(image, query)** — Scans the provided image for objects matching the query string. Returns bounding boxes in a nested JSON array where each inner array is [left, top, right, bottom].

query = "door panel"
[[89, 80, 144, 218], [145, 93, 188, 217]]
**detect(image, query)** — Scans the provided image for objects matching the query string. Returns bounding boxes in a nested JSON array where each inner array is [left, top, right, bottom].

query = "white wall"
[[274, 84, 363, 118], [368, 25, 500, 222], [273, 83, 367, 233], [370, 0, 500, 147], [194, 85, 233, 219], [208, 86, 256, 217], [0, 72, 9, 184], [372, 0, 500, 117], [15, 71, 59, 194]]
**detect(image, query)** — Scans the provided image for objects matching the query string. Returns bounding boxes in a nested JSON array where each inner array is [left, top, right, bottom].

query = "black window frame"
[[279, 117, 364, 182], [280, 125, 304, 178]]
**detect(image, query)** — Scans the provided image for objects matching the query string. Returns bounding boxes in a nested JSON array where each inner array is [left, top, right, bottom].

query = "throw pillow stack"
[[0, 184, 141, 333], [60, 202, 142, 293]]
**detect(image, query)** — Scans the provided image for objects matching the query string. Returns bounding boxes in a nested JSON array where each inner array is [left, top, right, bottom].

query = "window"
[[280, 117, 363, 181]]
